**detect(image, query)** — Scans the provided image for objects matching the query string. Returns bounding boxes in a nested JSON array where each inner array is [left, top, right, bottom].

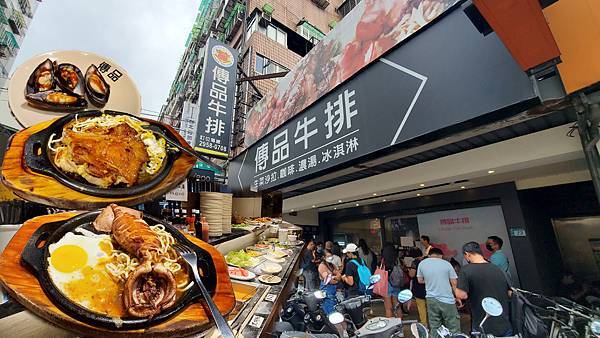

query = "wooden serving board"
[[0, 117, 195, 209], [0, 213, 236, 338]]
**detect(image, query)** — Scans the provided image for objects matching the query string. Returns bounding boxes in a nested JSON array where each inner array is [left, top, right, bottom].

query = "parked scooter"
[[434, 297, 520, 338], [328, 288, 416, 337], [278, 274, 340, 335]]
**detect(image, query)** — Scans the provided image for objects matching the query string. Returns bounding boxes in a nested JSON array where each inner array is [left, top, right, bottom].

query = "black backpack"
[[510, 290, 548, 338]]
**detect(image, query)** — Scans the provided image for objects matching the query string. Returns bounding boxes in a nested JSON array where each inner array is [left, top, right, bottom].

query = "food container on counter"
[[199, 192, 223, 237], [278, 227, 289, 244], [221, 193, 232, 235]]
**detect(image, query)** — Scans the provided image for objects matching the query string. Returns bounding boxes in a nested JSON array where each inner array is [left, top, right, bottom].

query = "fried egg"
[[48, 232, 126, 316], [47, 232, 112, 287]]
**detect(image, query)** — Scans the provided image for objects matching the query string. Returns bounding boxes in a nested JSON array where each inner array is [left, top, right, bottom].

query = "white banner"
[[417, 205, 518, 283], [165, 181, 188, 202], [180, 101, 199, 146]]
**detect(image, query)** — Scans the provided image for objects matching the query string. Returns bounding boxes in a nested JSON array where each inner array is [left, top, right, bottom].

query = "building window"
[[245, 12, 287, 47], [337, 0, 361, 18], [266, 24, 287, 46], [255, 54, 289, 81]]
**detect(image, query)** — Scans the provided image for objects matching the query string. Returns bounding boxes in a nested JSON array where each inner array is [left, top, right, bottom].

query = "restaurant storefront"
[[230, 0, 600, 296]]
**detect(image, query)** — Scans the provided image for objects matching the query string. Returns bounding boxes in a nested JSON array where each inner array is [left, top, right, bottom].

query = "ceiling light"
[[372, 193, 377, 196], [355, 203, 359, 206], [419, 183, 425, 187], [488, 170, 495, 174], [312, 205, 316, 208], [338, 200, 342, 203], [334, 207, 337, 210], [417, 193, 421, 196], [460, 186, 466, 189], [290, 209, 294, 212], [382, 199, 386, 202]]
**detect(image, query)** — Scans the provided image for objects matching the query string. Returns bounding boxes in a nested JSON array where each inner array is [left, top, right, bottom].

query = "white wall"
[[232, 197, 262, 218], [283, 208, 319, 226]]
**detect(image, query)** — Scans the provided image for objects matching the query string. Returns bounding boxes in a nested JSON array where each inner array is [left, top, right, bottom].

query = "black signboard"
[[230, 5, 538, 193], [195, 37, 238, 158]]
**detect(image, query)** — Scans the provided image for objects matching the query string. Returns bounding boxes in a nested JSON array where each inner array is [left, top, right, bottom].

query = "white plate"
[[258, 274, 282, 284], [264, 255, 285, 263], [228, 266, 256, 281], [261, 262, 282, 274], [9, 50, 142, 127]]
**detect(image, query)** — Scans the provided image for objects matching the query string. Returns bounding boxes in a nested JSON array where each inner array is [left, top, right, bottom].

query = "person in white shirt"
[[421, 235, 433, 257]]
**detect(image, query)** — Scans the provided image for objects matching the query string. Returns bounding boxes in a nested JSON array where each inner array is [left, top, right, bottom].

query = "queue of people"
[[300, 234, 514, 335]]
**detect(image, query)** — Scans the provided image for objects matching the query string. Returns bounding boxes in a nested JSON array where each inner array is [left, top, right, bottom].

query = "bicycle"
[[513, 288, 600, 337]]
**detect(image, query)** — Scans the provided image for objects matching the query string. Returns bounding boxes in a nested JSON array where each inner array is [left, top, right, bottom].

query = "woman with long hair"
[[381, 242, 403, 318], [358, 238, 375, 272]]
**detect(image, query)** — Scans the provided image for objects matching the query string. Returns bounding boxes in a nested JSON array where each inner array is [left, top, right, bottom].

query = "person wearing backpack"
[[381, 242, 404, 318], [341, 243, 372, 297]]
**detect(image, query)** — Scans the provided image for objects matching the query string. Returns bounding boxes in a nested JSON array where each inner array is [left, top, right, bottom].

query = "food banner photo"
[[194, 38, 238, 159], [243, 0, 460, 147]]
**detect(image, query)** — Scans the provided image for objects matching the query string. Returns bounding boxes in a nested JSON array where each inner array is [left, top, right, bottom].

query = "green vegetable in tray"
[[225, 250, 257, 268]]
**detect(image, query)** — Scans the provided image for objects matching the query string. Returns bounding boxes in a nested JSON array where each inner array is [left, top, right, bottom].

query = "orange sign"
[[544, 0, 600, 93]]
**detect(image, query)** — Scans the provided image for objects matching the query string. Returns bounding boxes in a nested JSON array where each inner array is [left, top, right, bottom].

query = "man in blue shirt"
[[417, 248, 460, 336], [486, 236, 511, 277]]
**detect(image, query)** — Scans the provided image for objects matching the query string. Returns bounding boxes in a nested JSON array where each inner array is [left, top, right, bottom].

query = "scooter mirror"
[[398, 289, 413, 303], [591, 319, 600, 336], [410, 322, 428, 338], [314, 290, 326, 299], [328, 311, 345, 325], [481, 297, 503, 317]]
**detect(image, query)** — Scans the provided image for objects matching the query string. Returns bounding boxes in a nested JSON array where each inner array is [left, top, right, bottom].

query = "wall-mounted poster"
[[417, 205, 519, 283]]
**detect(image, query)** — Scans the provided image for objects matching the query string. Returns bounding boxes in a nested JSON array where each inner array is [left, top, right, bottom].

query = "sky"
[[12, 0, 198, 117]]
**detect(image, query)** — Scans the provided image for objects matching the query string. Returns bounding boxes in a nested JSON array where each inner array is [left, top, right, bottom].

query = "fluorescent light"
[[488, 170, 495, 174], [419, 183, 425, 187], [372, 193, 377, 196], [417, 193, 421, 196], [460, 186, 466, 189]]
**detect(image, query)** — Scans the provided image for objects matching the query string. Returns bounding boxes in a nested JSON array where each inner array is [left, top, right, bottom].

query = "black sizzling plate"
[[20, 211, 217, 330], [24, 110, 180, 197]]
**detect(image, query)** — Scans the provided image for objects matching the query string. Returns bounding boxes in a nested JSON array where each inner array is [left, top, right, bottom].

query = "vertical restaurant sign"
[[243, 0, 461, 147], [195, 37, 238, 158]]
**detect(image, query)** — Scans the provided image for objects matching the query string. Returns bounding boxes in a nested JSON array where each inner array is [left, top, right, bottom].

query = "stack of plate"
[[199, 192, 223, 237], [221, 193, 232, 235]]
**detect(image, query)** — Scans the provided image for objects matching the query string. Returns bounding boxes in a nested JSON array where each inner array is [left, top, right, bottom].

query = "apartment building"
[[160, 0, 352, 157], [0, 0, 39, 87]]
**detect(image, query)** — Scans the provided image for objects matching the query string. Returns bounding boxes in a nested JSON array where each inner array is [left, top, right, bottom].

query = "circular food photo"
[[9, 50, 140, 127]]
